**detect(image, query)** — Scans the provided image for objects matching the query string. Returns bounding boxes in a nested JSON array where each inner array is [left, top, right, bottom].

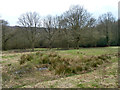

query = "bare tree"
[[43, 15, 57, 49], [63, 5, 96, 49], [56, 15, 73, 49], [98, 12, 116, 46], [18, 12, 41, 51]]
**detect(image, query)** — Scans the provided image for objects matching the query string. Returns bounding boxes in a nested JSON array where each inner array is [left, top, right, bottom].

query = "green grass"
[[2, 55, 18, 59], [0, 61, 6, 64], [32, 58, 118, 88], [77, 83, 85, 88], [2, 46, 119, 88], [17, 47, 117, 76], [31, 48, 49, 51], [58, 47, 118, 56], [12, 84, 26, 88]]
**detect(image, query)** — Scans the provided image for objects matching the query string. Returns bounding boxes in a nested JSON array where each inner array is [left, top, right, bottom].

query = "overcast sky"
[[0, 0, 119, 26]]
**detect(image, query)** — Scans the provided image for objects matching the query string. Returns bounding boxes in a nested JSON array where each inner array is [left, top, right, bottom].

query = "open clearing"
[[1, 47, 119, 88]]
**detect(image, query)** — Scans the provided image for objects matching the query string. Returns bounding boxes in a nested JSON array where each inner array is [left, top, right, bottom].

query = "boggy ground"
[[1, 47, 119, 88]]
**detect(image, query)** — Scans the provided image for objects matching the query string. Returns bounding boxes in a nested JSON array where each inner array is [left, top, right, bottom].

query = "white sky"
[[0, 0, 119, 26], [118, 1, 120, 19]]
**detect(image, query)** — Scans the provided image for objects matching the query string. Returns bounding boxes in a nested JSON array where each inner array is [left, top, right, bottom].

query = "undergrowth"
[[17, 51, 115, 75]]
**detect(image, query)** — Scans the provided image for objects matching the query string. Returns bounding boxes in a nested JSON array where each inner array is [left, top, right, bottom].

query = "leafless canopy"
[[18, 12, 41, 51], [18, 12, 41, 27]]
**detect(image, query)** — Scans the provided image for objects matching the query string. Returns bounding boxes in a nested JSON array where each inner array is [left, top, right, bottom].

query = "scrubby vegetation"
[[18, 51, 116, 75], [2, 47, 118, 88]]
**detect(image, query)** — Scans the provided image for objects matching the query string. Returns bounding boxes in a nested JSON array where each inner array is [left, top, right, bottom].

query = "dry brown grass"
[[1, 47, 118, 88]]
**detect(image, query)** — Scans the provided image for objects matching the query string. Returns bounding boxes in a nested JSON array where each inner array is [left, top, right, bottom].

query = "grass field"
[[1, 46, 119, 88]]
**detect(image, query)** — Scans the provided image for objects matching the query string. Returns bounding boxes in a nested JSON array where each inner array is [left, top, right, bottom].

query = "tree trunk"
[[49, 41, 52, 49], [77, 42, 79, 49], [75, 40, 79, 49], [67, 43, 69, 49], [3, 40, 7, 51], [106, 24, 109, 46], [2, 43, 5, 50], [31, 42, 34, 52], [106, 35, 109, 46]]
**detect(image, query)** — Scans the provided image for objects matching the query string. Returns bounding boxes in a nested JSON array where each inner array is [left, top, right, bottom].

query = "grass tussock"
[[2, 47, 118, 88], [18, 51, 113, 75]]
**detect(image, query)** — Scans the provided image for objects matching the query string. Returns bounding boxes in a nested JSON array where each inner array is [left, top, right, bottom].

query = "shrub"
[[20, 54, 34, 65], [75, 65, 83, 72], [55, 63, 71, 75], [98, 54, 111, 63], [48, 52, 58, 57], [91, 61, 98, 67], [26, 54, 34, 61], [18, 51, 112, 75], [41, 55, 50, 64], [36, 52, 43, 56], [20, 55, 27, 64]]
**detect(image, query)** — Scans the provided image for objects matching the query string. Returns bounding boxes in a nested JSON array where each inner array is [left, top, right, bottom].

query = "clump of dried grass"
[[19, 52, 112, 75]]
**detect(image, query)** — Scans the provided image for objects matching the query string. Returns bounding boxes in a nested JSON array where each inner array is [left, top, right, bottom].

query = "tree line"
[[1, 5, 119, 51]]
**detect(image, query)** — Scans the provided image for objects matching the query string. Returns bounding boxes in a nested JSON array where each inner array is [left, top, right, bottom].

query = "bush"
[[98, 54, 111, 62], [48, 52, 58, 57], [97, 37, 107, 46], [20, 54, 34, 65], [55, 63, 71, 75], [19, 51, 112, 75], [36, 52, 43, 56], [41, 55, 50, 64]]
